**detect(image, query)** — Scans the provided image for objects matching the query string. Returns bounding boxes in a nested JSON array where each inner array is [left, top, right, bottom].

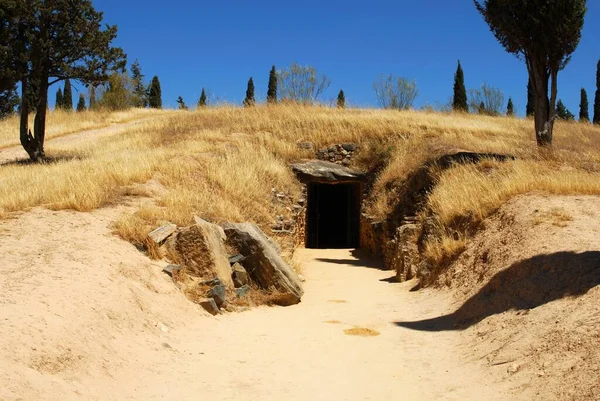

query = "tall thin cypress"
[[243, 78, 255, 107], [198, 88, 207, 107], [148, 76, 162, 109], [526, 78, 535, 117], [507, 97, 514, 116], [594, 60, 600, 125], [76, 94, 86, 112], [267, 65, 277, 104], [55, 88, 63, 110], [452, 61, 468, 111], [63, 79, 73, 111], [579, 88, 589, 122], [337, 90, 345, 108]]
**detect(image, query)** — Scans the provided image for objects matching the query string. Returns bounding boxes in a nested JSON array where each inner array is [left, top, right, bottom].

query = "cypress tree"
[[452, 61, 468, 111], [243, 78, 255, 107], [76, 94, 86, 112], [556, 100, 575, 121], [130, 60, 148, 107], [148, 76, 162, 109], [198, 88, 207, 107], [594, 60, 600, 125], [507, 97, 514, 116], [55, 88, 63, 110], [267, 65, 277, 104], [579, 88, 589, 122], [63, 79, 73, 111], [526, 78, 535, 117], [176, 96, 187, 110], [337, 90, 345, 108]]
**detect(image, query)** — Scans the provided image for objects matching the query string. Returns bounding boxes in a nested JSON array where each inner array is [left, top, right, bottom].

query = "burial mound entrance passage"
[[292, 161, 365, 249]]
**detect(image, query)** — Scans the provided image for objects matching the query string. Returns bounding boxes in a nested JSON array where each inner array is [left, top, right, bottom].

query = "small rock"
[[201, 277, 223, 287], [232, 263, 250, 288], [207, 285, 227, 308], [235, 285, 251, 298], [229, 254, 246, 265], [297, 198, 306, 206], [507, 363, 521, 374], [342, 160, 350, 167], [341, 143, 358, 152], [162, 264, 183, 277], [199, 298, 220, 316]]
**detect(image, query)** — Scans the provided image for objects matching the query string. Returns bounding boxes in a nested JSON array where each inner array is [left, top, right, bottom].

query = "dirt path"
[[0, 117, 156, 165], [0, 206, 517, 401]]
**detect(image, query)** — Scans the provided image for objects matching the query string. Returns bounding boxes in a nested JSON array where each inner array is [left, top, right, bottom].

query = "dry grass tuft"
[[344, 327, 380, 337]]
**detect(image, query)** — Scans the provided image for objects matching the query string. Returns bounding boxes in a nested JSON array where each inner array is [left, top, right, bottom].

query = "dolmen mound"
[[146, 216, 304, 315]]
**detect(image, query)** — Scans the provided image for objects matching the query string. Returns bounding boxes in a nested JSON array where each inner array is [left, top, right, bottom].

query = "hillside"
[[1, 106, 599, 400]]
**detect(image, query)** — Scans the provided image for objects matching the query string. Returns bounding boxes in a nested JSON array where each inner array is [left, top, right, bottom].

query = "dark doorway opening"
[[306, 182, 361, 249]]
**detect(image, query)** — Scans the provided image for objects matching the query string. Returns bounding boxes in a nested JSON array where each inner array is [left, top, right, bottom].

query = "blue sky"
[[84, 0, 600, 115]]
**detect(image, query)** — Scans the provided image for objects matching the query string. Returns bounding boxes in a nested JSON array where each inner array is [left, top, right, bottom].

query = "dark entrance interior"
[[306, 182, 361, 249]]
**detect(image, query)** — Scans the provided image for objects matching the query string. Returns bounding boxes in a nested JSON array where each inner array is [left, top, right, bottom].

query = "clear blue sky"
[[89, 0, 600, 115]]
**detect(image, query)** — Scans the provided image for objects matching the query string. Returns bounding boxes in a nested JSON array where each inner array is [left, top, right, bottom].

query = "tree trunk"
[[33, 72, 49, 158], [18, 75, 43, 161], [529, 61, 554, 147]]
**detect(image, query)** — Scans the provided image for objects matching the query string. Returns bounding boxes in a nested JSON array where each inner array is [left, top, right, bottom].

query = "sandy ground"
[[0, 204, 519, 401], [436, 195, 600, 400], [0, 117, 156, 165]]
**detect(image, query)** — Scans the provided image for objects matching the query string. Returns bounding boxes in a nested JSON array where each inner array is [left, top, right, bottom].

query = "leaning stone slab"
[[198, 298, 220, 316], [162, 264, 183, 278], [146, 223, 177, 247], [291, 160, 366, 183], [221, 222, 304, 305], [167, 217, 233, 287]]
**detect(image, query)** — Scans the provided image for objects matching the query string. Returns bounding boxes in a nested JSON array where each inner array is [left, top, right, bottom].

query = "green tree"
[[148, 76, 162, 109], [0, 86, 19, 119], [198, 88, 207, 107], [98, 73, 133, 111], [130, 59, 147, 107], [507, 97, 514, 116], [243, 77, 255, 107], [176, 96, 187, 110], [267, 65, 277, 104], [452, 60, 468, 111], [62, 79, 73, 111], [55, 88, 63, 110], [594, 60, 600, 125], [76, 94, 86, 112], [556, 100, 575, 121], [337, 90, 345, 108], [526, 78, 535, 117], [1, 0, 126, 160], [475, 0, 587, 146], [88, 85, 97, 110], [579, 88, 589, 122]]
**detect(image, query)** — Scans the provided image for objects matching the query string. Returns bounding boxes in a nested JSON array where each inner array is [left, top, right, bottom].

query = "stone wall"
[[315, 143, 359, 166]]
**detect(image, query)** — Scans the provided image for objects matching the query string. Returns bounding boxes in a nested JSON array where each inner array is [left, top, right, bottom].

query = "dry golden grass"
[[344, 327, 380, 337], [0, 108, 157, 149], [1, 105, 599, 272]]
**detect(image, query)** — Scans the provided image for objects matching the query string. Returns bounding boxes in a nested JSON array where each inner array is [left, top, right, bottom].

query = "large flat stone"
[[292, 160, 366, 183], [221, 222, 304, 305]]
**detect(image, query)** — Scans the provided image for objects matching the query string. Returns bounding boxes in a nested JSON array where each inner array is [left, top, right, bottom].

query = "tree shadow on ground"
[[315, 249, 386, 270], [395, 251, 600, 332], [1, 153, 85, 167]]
